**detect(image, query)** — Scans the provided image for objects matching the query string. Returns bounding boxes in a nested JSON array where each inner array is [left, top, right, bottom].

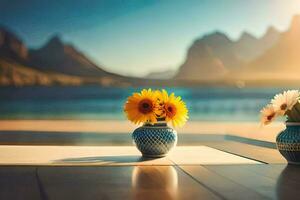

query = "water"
[[0, 86, 288, 121]]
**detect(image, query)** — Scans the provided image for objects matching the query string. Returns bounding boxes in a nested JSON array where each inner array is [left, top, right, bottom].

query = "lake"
[[0, 86, 288, 121]]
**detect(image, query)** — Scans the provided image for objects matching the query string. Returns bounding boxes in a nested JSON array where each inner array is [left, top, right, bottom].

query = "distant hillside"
[[246, 15, 300, 74], [234, 27, 280, 62], [0, 26, 28, 62], [2, 13, 300, 87], [224, 15, 300, 85], [29, 36, 112, 77], [176, 32, 238, 80], [0, 58, 83, 86], [175, 27, 280, 81], [0, 27, 132, 86]]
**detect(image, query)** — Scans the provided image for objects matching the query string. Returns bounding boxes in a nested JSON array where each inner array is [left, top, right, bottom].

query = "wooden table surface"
[[0, 142, 299, 200]]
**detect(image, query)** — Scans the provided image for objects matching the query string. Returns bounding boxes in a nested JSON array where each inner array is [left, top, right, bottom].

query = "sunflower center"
[[138, 99, 153, 114], [280, 103, 287, 111], [267, 113, 275, 121], [166, 104, 177, 118]]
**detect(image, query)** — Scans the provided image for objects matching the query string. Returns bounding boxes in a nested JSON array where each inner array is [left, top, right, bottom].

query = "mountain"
[[29, 36, 112, 77], [1, 13, 300, 87], [175, 27, 280, 81], [234, 27, 280, 62], [176, 32, 239, 80], [259, 26, 281, 53], [246, 15, 300, 75], [234, 32, 261, 62], [0, 27, 28, 62], [0, 28, 132, 86]]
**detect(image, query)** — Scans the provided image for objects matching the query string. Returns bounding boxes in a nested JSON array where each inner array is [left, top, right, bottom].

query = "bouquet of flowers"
[[124, 89, 188, 127], [260, 90, 300, 125]]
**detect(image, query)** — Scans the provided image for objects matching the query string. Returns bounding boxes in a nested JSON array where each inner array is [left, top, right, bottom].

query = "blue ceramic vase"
[[276, 123, 300, 164], [132, 121, 177, 158]]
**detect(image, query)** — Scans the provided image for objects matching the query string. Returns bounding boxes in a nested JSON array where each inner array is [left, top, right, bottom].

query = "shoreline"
[[0, 120, 284, 143]]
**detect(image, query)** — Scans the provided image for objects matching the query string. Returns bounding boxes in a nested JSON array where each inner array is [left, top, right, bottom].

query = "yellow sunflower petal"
[[160, 90, 188, 127], [124, 89, 159, 125]]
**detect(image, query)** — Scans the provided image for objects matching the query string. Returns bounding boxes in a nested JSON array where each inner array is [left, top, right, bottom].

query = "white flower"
[[271, 90, 300, 115], [260, 104, 277, 125]]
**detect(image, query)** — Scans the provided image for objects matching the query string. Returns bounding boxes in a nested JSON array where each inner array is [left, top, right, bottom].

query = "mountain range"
[[176, 14, 300, 86], [1, 14, 300, 87], [246, 15, 300, 74], [0, 27, 133, 86], [176, 26, 280, 81]]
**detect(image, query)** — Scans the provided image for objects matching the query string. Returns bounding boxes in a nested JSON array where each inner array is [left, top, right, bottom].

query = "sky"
[[1, 0, 300, 77]]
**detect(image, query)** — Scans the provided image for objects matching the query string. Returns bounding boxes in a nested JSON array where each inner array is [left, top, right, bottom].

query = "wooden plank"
[[239, 164, 286, 178], [0, 167, 41, 200], [204, 164, 299, 199], [240, 164, 300, 199], [179, 165, 269, 200], [37, 166, 221, 200], [203, 141, 286, 164], [216, 164, 300, 199]]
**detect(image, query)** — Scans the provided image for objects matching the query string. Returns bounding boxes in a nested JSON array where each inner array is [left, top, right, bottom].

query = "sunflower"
[[124, 89, 159, 125], [158, 90, 188, 127]]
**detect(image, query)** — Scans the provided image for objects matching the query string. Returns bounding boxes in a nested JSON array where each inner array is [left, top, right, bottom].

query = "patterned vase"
[[132, 121, 177, 158], [276, 123, 300, 164]]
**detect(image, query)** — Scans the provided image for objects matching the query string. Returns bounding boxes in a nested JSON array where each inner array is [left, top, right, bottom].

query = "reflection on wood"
[[180, 165, 267, 200], [0, 165, 298, 199], [131, 166, 178, 200], [0, 167, 40, 200], [37, 166, 220, 200]]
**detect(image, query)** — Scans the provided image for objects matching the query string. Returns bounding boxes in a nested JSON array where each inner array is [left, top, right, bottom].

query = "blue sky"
[[1, 0, 300, 76]]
